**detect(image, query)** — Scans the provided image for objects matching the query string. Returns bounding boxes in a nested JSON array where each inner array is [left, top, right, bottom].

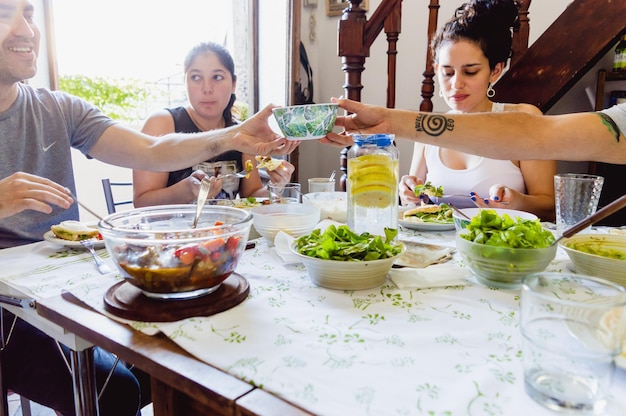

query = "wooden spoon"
[[554, 194, 626, 245]]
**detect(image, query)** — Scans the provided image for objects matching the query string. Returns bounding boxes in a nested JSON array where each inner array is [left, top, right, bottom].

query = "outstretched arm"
[[326, 99, 626, 164], [90, 104, 297, 171]]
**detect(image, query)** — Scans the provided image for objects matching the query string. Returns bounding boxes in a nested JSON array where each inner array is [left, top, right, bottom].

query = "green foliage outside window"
[[59, 75, 158, 123], [59, 74, 250, 124]]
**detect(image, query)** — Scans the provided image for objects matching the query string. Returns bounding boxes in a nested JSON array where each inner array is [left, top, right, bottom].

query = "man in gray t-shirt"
[[0, 3, 297, 249]]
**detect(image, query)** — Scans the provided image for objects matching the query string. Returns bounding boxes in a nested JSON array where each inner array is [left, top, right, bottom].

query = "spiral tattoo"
[[415, 114, 454, 137]]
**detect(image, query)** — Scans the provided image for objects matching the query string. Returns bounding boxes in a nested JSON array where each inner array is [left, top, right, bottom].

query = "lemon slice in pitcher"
[[350, 184, 394, 208], [347, 154, 398, 208]]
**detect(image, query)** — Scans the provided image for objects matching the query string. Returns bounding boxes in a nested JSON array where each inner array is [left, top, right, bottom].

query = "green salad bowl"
[[272, 103, 338, 140], [456, 234, 556, 289]]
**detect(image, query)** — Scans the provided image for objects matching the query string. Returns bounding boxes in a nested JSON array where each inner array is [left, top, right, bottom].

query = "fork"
[[427, 194, 471, 204], [80, 239, 112, 274], [432, 194, 510, 205], [219, 169, 249, 179]]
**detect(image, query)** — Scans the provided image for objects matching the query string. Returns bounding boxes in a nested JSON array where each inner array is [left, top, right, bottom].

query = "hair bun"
[[456, 0, 519, 31]]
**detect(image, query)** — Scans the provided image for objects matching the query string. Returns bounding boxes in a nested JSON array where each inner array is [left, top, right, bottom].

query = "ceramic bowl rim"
[[559, 234, 626, 264]]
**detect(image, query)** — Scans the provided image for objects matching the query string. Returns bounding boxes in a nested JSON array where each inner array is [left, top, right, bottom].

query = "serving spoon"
[[192, 177, 212, 229], [65, 188, 115, 228], [553, 194, 626, 246]]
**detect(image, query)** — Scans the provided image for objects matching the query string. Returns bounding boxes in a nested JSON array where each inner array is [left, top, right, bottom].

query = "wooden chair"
[[101, 178, 133, 214]]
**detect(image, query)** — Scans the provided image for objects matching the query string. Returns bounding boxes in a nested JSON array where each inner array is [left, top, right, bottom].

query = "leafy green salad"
[[460, 209, 554, 248], [413, 181, 444, 198], [295, 225, 403, 261]]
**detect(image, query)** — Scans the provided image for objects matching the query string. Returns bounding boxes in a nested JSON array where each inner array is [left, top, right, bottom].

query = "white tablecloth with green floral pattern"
[[1, 227, 625, 416]]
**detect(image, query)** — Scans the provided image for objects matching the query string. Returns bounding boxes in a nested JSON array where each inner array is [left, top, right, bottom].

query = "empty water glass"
[[268, 182, 301, 204], [520, 272, 626, 414], [554, 173, 604, 236]]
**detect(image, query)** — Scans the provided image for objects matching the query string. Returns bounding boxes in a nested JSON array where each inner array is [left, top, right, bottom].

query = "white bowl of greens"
[[456, 210, 556, 289], [290, 225, 404, 290], [453, 207, 537, 231]]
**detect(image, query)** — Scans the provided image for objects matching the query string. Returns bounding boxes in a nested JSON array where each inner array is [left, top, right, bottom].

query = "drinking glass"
[[268, 182, 301, 204], [520, 272, 626, 414], [308, 177, 335, 193], [554, 173, 604, 236]]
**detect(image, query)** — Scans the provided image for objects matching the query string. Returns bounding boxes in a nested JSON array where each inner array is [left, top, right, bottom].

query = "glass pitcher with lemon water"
[[347, 134, 399, 235]]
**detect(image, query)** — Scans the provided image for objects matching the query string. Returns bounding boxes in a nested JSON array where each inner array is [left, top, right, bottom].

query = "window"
[[37, 0, 300, 220], [46, 0, 298, 124]]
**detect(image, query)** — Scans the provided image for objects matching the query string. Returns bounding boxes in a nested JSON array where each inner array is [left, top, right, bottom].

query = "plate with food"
[[206, 197, 269, 210], [398, 203, 455, 231], [44, 220, 104, 248]]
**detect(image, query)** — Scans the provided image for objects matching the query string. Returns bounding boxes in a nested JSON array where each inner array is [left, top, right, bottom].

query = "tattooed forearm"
[[597, 112, 621, 143], [415, 114, 454, 137]]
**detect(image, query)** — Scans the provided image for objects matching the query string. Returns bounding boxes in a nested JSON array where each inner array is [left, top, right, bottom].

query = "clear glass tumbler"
[[554, 173, 604, 236], [520, 272, 626, 414]]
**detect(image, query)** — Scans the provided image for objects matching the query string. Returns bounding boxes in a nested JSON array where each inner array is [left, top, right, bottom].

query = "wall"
[[297, 0, 624, 186]]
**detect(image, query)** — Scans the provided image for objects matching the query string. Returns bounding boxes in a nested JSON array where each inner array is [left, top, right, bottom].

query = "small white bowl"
[[453, 208, 538, 231], [302, 192, 348, 223], [289, 242, 405, 290], [559, 234, 626, 286], [251, 204, 320, 244]]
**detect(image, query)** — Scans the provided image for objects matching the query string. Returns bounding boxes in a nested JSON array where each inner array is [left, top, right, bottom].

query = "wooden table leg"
[[151, 377, 176, 416]]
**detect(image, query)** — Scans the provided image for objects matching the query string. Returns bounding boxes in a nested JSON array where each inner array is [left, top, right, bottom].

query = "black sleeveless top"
[[166, 107, 243, 199]]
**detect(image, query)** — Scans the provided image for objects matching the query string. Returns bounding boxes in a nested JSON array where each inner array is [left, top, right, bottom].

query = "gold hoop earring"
[[487, 84, 495, 98]]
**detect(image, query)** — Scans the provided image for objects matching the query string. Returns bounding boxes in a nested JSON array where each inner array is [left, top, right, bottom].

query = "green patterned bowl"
[[272, 103, 338, 140]]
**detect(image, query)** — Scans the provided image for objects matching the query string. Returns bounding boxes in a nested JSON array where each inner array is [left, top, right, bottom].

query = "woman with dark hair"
[[399, 0, 556, 220], [133, 41, 294, 206]]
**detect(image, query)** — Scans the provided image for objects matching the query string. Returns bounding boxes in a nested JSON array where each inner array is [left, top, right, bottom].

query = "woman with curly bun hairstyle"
[[400, 0, 556, 221]]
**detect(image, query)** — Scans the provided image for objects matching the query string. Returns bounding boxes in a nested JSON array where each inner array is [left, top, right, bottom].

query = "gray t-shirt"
[[0, 83, 115, 248]]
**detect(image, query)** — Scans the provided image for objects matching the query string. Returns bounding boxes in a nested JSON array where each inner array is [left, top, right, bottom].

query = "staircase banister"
[[495, 0, 626, 112], [363, 0, 402, 50]]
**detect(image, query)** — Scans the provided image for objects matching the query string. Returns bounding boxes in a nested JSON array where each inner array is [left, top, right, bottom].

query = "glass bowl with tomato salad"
[[98, 204, 252, 299]]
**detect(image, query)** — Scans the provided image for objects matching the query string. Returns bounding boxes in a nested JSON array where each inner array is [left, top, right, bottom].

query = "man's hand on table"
[[0, 172, 73, 219]]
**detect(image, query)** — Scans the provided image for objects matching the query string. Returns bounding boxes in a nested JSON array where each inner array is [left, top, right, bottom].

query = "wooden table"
[[36, 293, 310, 416]]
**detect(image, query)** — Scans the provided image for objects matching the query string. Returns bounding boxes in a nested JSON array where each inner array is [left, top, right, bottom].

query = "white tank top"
[[424, 102, 526, 208]]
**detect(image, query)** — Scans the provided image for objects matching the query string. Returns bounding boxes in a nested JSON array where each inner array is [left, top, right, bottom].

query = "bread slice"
[[50, 220, 100, 241], [403, 204, 442, 218]]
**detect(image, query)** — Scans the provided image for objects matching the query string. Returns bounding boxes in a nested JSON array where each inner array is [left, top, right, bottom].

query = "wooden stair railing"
[[338, 0, 402, 190], [338, 0, 402, 106], [494, 0, 626, 112]]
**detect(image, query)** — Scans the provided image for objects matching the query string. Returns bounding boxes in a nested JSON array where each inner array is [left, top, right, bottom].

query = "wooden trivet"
[[104, 273, 249, 322]]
